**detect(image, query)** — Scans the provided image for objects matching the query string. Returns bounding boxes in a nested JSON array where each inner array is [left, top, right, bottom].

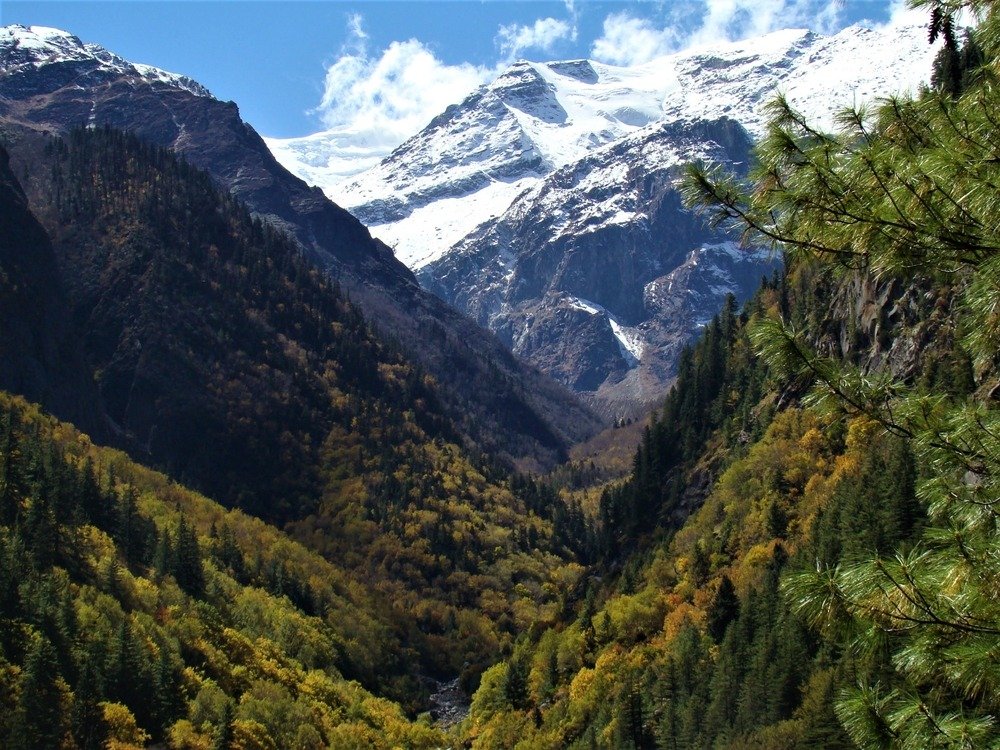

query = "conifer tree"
[[24, 489, 58, 570], [72, 649, 107, 750], [213, 699, 235, 750], [153, 644, 182, 733], [9, 635, 67, 750], [173, 515, 204, 596], [706, 574, 740, 643], [0, 411, 24, 525], [503, 654, 529, 710], [684, 1, 1000, 744], [76, 457, 106, 527], [153, 525, 173, 579]]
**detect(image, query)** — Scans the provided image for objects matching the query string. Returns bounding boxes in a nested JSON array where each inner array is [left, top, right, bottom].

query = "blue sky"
[[2, 1, 904, 138]]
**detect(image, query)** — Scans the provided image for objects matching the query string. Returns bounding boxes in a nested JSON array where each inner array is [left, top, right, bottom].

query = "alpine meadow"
[[0, 0, 998, 748]]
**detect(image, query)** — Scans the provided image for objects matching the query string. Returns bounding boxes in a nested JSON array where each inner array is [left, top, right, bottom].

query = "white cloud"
[[497, 17, 577, 61], [591, 13, 680, 66], [591, 0, 849, 66], [296, 8, 583, 184], [312, 16, 490, 154], [345, 12, 367, 49], [883, 0, 970, 30]]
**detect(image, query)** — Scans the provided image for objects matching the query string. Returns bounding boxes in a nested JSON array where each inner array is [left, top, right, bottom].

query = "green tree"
[[0, 411, 25, 525], [706, 574, 740, 643], [684, 1, 1000, 744], [503, 653, 529, 710], [9, 635, 67, 750], [72, 649, 108, 750], [23, 490, 58, 570], [107, 616, 155, 730], [213, 699, 235, 750], [153, 643, 182, 734], [173, 515, 204, 596]]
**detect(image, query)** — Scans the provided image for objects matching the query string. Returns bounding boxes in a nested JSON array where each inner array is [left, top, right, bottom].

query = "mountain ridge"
[[267, 13, 937, 418], [0, 23, 602, 467], [420, 115, 776, 417], [271, 13, 936, 270]]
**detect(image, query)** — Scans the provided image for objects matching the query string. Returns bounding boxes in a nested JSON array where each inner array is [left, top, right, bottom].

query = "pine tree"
[[616, 675, 653, 749], [153, 644, 182, 734], [503, 655, 529, 710], [706, 574, 740, 643], [72, 649, 107, 750], [106, 615, 154, 728], [172, 515, 204, 596], [9, 635, 67, 750], [684, 1, 1000, 743], [153, 526, 173, 579], [76, 457, 106, 527], [213, 699, 235, 750], [0, 411, 25, 525], [23, 489, 58, 570]]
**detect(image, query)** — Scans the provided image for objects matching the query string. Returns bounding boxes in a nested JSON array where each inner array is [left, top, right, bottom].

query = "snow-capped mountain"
[[268, 13, 939, 417], [0, 25, 210, 98], [271, 13, 936, 271], [421, 115, 777, 415], [0, 23, 601, 462]]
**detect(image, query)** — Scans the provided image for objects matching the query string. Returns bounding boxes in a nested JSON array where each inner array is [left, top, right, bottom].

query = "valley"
[[270, 14, 936, 418], [0, 3, 998, 749]]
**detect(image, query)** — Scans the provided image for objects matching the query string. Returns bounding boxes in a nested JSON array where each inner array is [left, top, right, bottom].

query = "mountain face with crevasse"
[[271, 15, 937, 418], [0, 24, 601, 467], [420, 115, 775, 418]]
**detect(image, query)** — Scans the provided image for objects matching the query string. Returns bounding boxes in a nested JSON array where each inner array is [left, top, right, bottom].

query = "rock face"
[[0, 142, 104, 434], [270, 14, 937, 418], [421, 117, 777, 416], [0, 25, 602, 465]]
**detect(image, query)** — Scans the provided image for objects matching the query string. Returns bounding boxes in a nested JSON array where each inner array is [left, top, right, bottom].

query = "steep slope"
[[270, 13, 936, 418], [298, 57, 669, 270], [0, 128, 591, 698], [0, 140, 102, 434], [460, 258, 971, 749], [0, 24, 601, 467], [458, 16, 1000, 745], [421, 116, 777, 417], [0, 391, 445, 747], [5, 129, 420, 521], [286, 15, 935, 265]]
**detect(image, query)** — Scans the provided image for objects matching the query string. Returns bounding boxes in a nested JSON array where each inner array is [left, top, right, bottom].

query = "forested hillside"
[[0, 392, 445, 748], [2, 2, 999, 748], [0, 127, 592, 705], [0, 24, 601, 473], [459, 1, 1000, 746]]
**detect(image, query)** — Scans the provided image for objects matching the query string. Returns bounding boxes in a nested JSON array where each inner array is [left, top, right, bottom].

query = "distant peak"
[[0, 23, 213, 100], [494, 60, 545, 80], [545, 60, 598, 84], [17, 24, 79, 40], [1, 24, 85, 53]]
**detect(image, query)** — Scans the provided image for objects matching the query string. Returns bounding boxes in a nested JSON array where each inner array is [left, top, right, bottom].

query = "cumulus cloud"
[[313, 16, 490, 151], [299, 7, 583, 184], [591, 0, 850, 66], [496, 16, 577, 61], [345, 12, 367, 48], [591, 13, 680, 66]]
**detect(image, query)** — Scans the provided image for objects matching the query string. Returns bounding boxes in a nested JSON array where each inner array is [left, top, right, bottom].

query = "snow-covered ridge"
[[0, 25, 213, 99], [267, 12, 936, 272], [566, 295, 645, 366]]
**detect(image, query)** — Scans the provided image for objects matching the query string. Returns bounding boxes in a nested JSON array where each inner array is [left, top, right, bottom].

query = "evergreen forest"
[[1, 0, 999, 748]]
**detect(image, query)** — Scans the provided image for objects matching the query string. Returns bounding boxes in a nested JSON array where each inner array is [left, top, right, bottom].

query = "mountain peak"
[[545, 59, 599, 83], [272, 16, 939, 415], [1, 24, 86, 60], [0, 23, 213, 99]]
